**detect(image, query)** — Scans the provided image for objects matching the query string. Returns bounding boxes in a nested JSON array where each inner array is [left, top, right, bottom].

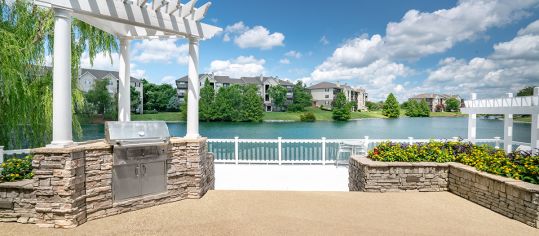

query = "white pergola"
[[34, 0, 221, 147], [461, 87, 539, 155]]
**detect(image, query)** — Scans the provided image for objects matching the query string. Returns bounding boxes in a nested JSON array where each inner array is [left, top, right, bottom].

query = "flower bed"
[[368, 141, 539, 184], [1, 156, 34, 182]]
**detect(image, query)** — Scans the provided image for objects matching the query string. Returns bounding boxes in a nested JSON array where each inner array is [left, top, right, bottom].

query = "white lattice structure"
[[461, 87, 539, 155], [34, 0, 221, 146]]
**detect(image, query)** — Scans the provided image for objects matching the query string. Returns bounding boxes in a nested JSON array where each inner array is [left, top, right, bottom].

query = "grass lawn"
[[116, 109, 465, 123], [514, 116, 531, 123], [132, 112, 184, 122]]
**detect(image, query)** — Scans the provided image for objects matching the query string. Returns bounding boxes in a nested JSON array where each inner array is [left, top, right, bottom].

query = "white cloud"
[[130, 63, 146, 79], [385, 0, 537, 59], [285, 50, 302, 59], [80, 52, 118, 71], [425, 19, 539, 98], [279, 58, 291, 64], [208, 55, 266, 78], [320, 35, 330, 45], [223, 21, 285, 50], [304, 0, 538, 101], [161, 75, 177, 86], [132, 39, 188, 64]]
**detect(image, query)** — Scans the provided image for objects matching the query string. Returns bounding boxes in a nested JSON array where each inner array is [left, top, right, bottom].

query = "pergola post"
[[49, 8, 73, 147], [503, 93, 513, 153], [118, 38, 131, 122], [467, 93, 477, 144], [185, 37, 200, 138], [532, 87, 539, 155]]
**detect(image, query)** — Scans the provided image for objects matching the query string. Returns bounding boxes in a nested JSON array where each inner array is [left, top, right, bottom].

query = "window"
[[325, 88, 329, 92], [325, 95, 329, 99]]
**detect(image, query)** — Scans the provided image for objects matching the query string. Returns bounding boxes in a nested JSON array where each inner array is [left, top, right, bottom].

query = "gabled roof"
[[411, 93, 459, 99], [80, 68, 140, 83], [307, 82, 339, 90], [176, 74, 294, 86]]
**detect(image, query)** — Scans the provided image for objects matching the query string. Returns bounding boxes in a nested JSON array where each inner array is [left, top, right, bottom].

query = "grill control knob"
[[138, 131, 145, 137]]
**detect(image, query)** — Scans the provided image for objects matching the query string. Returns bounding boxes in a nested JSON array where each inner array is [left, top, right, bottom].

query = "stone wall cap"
[[411, 162, 449, 167], [76, 140, 111, 150], [0, 179, 34, 190], [170, 137, 208, 144], [507, 181, 539, 193], [449, 162, 478, 173], [32, 140, 112, 154]]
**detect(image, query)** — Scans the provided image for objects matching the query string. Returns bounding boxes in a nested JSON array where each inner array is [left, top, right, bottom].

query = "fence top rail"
[[3, 149, 31, 155], [464, 96, 539, 108], [207, 138, 500, 143]]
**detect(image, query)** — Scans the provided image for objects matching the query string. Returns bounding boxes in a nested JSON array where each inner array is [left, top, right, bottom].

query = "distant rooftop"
[[81, 68, 141, 83], [410, 93, 458, 99], [307, 82, 364, 91], [176, 74, 294, 86]]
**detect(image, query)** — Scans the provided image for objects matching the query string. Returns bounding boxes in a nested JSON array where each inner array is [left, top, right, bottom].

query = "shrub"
[[300, 112, 316, 122], [1, 156, 34, 182], [144, 109, 158, 114], [368, 141, 539, 184]]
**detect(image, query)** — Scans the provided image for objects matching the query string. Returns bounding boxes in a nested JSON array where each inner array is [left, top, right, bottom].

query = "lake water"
[[79, 117, 531, 142]]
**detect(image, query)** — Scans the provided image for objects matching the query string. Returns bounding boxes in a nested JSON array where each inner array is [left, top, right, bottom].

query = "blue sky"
[[84, 0, 539, 101]]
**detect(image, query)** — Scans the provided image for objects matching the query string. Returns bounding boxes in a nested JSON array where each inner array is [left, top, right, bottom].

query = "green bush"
[[144, 109, 158, 114], [300, 112, 316, 122], [1, 156, 34, 182], [368, 141, 539, 184]]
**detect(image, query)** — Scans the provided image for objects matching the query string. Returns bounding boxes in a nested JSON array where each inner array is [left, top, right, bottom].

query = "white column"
[[467, 93, 477, 144], [503, 93, 513, 153], [531, 87, 539, 155], [118, 38, 131, 122], [185, 37, 200, 138], [49, 9, 73, 147]]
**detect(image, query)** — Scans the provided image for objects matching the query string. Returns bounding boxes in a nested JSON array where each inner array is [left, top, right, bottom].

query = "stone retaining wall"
[[349, 155, 539, 228], [30, 137, 214, 228], [349, 157, 449, 192], [449, 163, 539, 228], [0, 180, 35, 223]]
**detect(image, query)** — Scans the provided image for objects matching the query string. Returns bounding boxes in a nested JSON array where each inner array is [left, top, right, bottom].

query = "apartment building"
[[176, 74, 294, 112], [307, 82, 368, 111]]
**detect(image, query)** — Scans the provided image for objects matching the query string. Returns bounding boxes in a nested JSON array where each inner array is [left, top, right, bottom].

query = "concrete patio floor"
[[1, 191, 538, 236]]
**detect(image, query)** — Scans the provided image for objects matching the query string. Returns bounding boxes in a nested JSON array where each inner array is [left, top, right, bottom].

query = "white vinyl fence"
[[208, 137, 510, 165]]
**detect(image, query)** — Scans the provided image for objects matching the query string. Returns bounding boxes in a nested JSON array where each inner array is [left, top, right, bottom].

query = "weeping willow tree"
[[0, 0, 118, 149]]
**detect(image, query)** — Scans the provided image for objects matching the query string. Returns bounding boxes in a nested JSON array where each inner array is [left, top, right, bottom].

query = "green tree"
[[445, 97, 461, 112], [517, 86, 536, 96], [199, 79, 215, 121], [382, 93, 400, 118], [142, 80, 177, 112], [130, 87, 141, 113], [288, 81, 313, 112], [366, 101, 383, 111], [419, 100, 431, 117], [268, 85, 287, 111], [213, 85, 242, 121], [0, 0, 117, 149], [85, 79, 113, 115], [239, 85, 264, 122], [405, 100, 419, 117], [332, 92, 352, 121]]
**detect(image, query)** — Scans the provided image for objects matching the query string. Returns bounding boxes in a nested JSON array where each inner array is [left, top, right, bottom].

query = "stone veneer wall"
[[31, 137, 214, 228], [449, 163, 539, 228], [0, 180, 35, 223], [349, 155, 539, 228], [349, 157, 449, 192]]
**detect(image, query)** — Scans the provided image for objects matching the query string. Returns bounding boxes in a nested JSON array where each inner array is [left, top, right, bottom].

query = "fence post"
[[494, 137, 501, 149], [0, 146, 3, 165], [452, 137, 459, 142], [408, 137, 414, 145], [234, 136, 239, 165], [278, 137, 282, 165], [321, 137, 326, 165], [364, 136, 369, 154]]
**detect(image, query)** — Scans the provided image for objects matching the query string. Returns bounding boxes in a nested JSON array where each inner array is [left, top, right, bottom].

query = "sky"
[[82, 0, 539, 101]]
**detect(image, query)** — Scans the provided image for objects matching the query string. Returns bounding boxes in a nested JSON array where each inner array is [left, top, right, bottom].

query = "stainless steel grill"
[[105, 121, 170, 202]]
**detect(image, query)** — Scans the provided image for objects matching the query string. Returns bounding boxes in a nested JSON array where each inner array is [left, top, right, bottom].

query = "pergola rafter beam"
[[180, 0, 197, 18], [193, 2, 211, 21]]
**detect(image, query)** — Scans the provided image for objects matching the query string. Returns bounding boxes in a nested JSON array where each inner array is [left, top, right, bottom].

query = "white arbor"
[[461, 88, 539, 155], [35, 0, 221, 146]]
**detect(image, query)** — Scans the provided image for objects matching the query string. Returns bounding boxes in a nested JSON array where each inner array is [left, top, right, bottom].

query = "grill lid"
[[105, 121, 170, 146]]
